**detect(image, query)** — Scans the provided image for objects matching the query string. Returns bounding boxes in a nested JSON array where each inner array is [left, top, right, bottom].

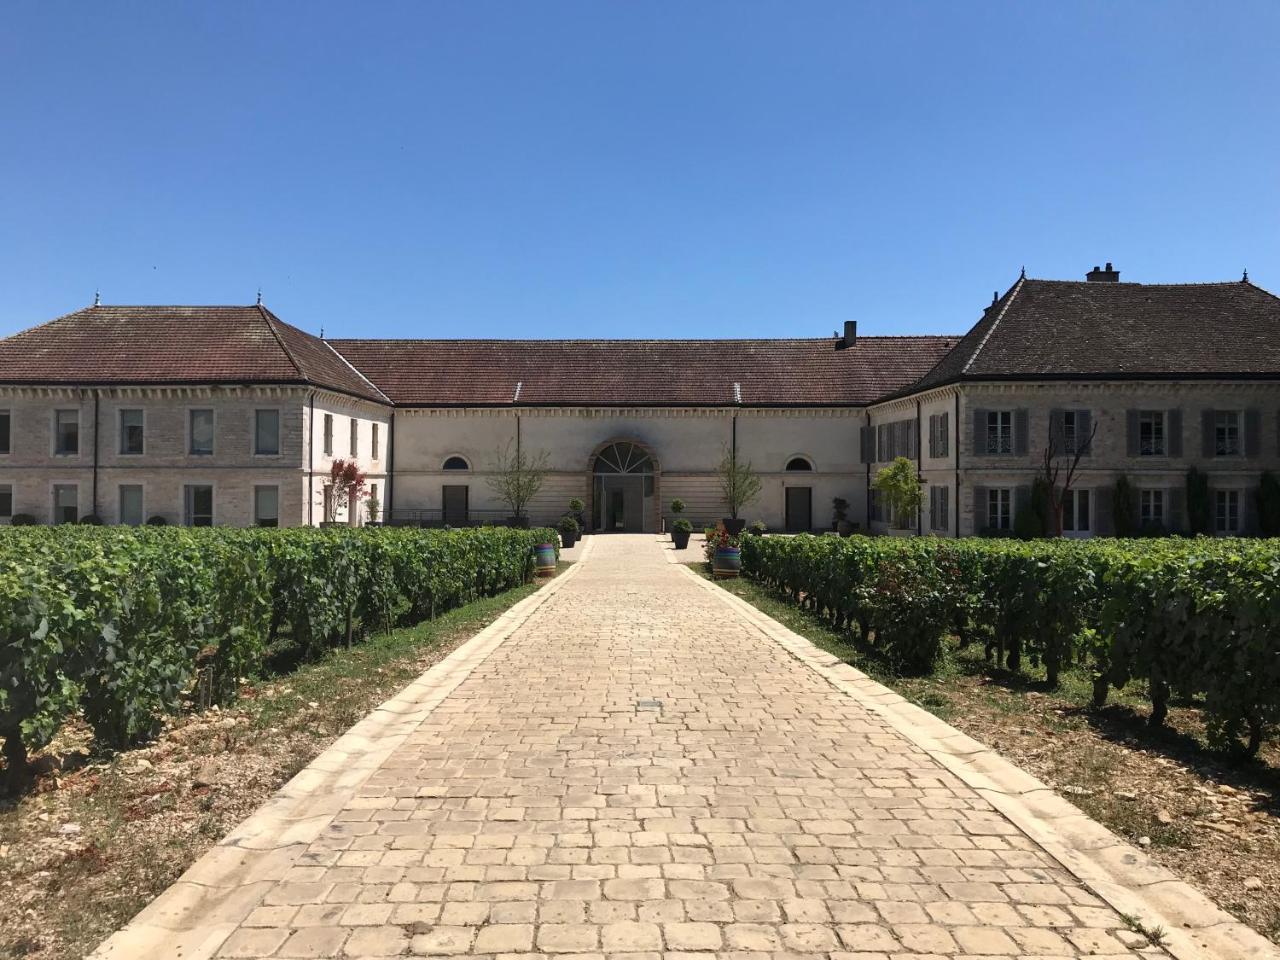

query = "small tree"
[[323, 458, 367, 523], [486, 441, 549, 521], [1113, 474, 1138, 536], [1187, 466, 1212, 534], [1257, 471, 1280, 537], [1040, 417, 1099, 536], [717, 449, 762, 520], [872, 457, 923, 529], [366, 493, 381, 524]]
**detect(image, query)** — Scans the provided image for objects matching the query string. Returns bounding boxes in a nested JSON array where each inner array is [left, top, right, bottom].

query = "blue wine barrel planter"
[[712, 545, 741, 578], [534, 542, 557, 577]]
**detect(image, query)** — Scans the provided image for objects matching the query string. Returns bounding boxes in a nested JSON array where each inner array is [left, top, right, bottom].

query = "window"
[[184, 484, 213, 527], [55, 409, 79, 456], [1214, 410, 1241, 456], [1138, 411, 1165, 456], [53, 484, 78, 524], [323, 414, 334, 457], [1215, 490, 1240, 534], [929, 412, 950, 458], [986, 488, 1012, 530], [118, 485, 144, 526], [443, 456, 469, 470], [0, 484, 11, 520], [254, 486, 279, 528], [0, 410, 10, 454], [254, 409, 280, 456], [1140, 489, 1165, 527], [1062, 488, 1091, 536], [349, 418, 358, 457], [785, 457, 813, 471], [372, 423, 380, 460], [189, 409, 214, 455], [930, 486, 949, 531], [986, 411, 1013, 455], [119, 409, 145, 455]]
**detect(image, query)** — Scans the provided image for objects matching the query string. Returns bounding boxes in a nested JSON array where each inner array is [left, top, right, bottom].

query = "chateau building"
[[1, 264, 1278, 536]]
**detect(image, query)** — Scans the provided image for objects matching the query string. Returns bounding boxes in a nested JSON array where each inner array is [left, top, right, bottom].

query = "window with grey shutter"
[[1014, 409, 1029, 456], [1049, 409, 1065, 452], [927, 415, 936, 458], [1127, 410, 1140, 457], [1244, 408, 1261, 457], [1076, 410, 1092, 455], [1201, 409, 1217, 458], [939, 486, 949, 530], [972, 409, 988, 456], [877, 424, 889, 462], [972, 485, 987, 529], [938, 411, 949, 457], [1167, 408, 1183, 457]]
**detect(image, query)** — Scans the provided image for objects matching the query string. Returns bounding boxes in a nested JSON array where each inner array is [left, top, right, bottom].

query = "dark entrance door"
[[442, 485, 469, 526], [785, 486, 812, 533]]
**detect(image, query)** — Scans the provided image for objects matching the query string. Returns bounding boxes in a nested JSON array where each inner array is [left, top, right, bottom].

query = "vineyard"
[[740, 534, 1280, 756], [0, 525, 556, 779]]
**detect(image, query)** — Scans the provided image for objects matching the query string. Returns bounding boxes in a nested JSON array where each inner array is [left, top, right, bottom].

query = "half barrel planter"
[[712, 545, 741, 578], [534, 542, 557, 577]]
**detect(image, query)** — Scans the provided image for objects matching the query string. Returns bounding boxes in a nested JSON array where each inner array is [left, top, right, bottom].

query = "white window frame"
[[53, 408, 80, 457], [0, 408, 11, 455], [188, 408, 215, 457], [118, 483, 145, 526], [1139, 489, 1166, 528], [1138, 410, 1166, 456], [119, 408, 145, 456], [349, 418, 358, 457], [253, 408, 282, 457], [52, 482, 79, 524], [1062, 487, 1092, 537], [1214, 489, 1241, 535], [0, 482, 12, 522], [985, 411, 1013, 455], [1214, 410, 1242, 457], [987, 488, 1012, 530], [372, 423, 380, 461], [183, 483, 215, 527], [323, 413, 334, 457], [253, 484, 280, 528]]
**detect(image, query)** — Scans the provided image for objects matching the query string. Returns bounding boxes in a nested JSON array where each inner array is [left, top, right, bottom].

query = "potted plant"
[[717, 449, 761, 535], [558, 514, 580, 548], [748, 520, 767, 536], [366, 493, 381, 526], [709, 527, 742, 578], [568, 497, 586, 535], [832, 497, 853, 536], [669, 498, 686, 530], [533, 540, 557, 577], [671, 518, 693, 550], [486, 441, 549, 528]]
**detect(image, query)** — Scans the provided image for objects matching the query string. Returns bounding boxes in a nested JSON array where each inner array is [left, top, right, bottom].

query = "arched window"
[[442, 456, 470, 471], [785, 456, 814, 471], [593, 442, 654, 474]]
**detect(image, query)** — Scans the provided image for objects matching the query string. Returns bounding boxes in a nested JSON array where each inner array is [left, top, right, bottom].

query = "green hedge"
[[0, 526, 555, 771], [740, 534, 1280, 756]]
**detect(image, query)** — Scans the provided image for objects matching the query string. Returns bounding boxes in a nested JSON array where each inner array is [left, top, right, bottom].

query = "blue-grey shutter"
[[939, 411, 949, 457], [1201, 409, 1216, 458], [1126, 410, 1140, 457], [1242, 487, 1258, 535], [1167, 487, 1186, 534], [1049, 409, 1065, 452], [973, 409, 988, 457], [1244, 408, 1261, 457], [973, 485, 988, 529], [940, 486, 949, 530], [908, 419, 918, 459], [859, 425, 872, 463], [1168, 408, 1183, 458], [927, 416, 936, 459], [929, 486, 937, 529], [1077, 409, 1092, 456], [1093, 485, 1114, 535], [1014, 409, 1030, 456]]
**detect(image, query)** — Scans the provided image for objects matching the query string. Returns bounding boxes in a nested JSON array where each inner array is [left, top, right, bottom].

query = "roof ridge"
[[322, 339, 392, 404], [330, 334, 962, 345], [257, 305, 307, 381], [962, 274, 1025, 375]]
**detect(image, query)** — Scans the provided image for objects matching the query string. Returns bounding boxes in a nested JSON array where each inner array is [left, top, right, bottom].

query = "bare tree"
[[1041, 417, 1100, 536], [486, 441, 549, 523]]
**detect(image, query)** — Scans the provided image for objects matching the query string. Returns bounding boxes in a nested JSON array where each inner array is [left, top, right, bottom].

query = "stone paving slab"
[[93, 534, 1277, 960]]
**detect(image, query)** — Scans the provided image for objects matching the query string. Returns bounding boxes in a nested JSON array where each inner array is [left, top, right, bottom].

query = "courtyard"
[[90, 535, 1265, 960]]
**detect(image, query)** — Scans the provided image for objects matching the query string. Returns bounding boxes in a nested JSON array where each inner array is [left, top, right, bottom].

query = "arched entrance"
[[589, 440, 658, 532]]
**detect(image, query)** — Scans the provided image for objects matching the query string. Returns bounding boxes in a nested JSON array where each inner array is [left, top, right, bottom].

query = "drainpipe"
[[953, 391, 961, 538], [916, 398, 923, 537], [386, 410, 395, 520], [91, 389, 100, 518], [307, 391, 315, 526]]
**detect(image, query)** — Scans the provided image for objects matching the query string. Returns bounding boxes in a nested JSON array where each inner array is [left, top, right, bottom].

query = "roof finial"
[[94, 289, 101, 307], [1019, 265, 1026, 280], [1242, 268, 1249, 283], [256, 287, 263, 305], [319, 326, 325, 338]]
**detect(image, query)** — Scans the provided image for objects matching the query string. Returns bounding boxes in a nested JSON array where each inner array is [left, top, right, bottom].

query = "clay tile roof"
[[0, 304, 388, 403], [907, 277, 1280, 394], [326, 336, 961, 407]]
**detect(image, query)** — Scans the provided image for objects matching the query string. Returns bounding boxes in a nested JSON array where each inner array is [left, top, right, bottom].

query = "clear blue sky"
[[3, 2, 1278, 340]]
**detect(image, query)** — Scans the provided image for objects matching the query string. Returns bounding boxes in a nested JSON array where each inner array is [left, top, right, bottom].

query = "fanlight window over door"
[[593, 442, 653, 474]]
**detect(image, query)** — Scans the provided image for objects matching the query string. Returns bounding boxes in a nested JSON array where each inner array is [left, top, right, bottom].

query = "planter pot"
[[836, 520, 854, 537], [507, 515, 530, 529], [713, 545, 742, 578], [533, 543, 557, 576], [671, 528, 691, 550], [560, 531, 577, 548], [721, 517, 747, 535]]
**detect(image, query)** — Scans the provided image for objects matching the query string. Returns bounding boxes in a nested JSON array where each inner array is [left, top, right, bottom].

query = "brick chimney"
[[1086, 262, 1120, 282], [837, 320, 857, 350]]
